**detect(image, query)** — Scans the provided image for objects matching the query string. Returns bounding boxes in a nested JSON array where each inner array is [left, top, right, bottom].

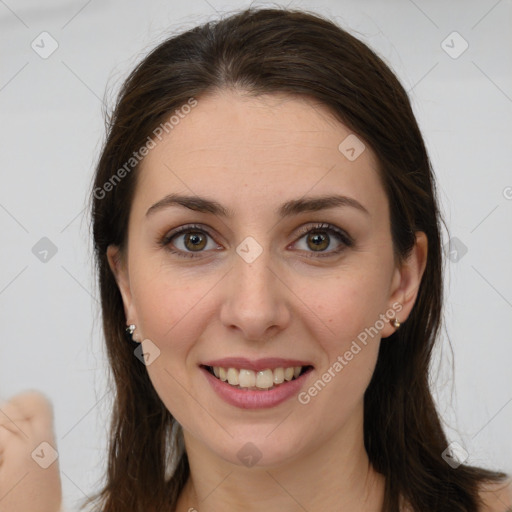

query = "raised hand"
[[0, 391, 62, 512]]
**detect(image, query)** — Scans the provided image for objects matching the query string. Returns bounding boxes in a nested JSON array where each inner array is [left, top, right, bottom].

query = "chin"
[[209, 430, 308, 469]]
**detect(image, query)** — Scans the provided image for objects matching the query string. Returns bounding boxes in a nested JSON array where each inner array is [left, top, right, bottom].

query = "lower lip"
[[201, 366, 312, 410]]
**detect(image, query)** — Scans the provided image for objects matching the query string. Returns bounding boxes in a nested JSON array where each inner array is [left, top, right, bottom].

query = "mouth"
[[200, 364, 314, 391]]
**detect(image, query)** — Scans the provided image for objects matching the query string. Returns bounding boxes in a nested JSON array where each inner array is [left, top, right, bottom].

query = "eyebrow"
[[145, 193, 369, 219]]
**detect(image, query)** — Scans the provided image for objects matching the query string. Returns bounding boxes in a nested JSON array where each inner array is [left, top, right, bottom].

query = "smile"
[[204, 365, 313, 390], [200, 360, 314, 409]]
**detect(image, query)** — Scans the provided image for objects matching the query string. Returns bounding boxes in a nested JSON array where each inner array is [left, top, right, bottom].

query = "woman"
[[90, 6, 511, 512], [2, 6, 509, 512]]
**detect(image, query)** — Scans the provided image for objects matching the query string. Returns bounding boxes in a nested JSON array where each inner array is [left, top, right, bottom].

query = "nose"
[[219, 243, 291, 343]]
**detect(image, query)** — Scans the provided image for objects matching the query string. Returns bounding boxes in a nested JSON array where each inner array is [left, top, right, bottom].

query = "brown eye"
[[160, 224, 219, 258], [293, 223, 353, 257], [183, 231, 207, 251], [306, 231, 330, 251]]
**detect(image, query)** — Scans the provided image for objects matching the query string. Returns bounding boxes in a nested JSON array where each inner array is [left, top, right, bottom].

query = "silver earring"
[[126, 324, 142, 342], [391, 318, 401, 329]]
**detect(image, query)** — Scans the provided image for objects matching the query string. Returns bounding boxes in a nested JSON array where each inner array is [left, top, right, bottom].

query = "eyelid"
[[157, 224, 218, 255], [160, 222, 353, 258], [160, 223, 215, 245], [294, 222, 353, 245]]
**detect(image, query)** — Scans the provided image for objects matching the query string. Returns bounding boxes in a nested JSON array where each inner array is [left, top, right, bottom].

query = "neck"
[[175, 401, 386, 512]]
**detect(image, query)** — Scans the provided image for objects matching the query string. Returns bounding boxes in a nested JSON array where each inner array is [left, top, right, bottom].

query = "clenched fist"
[[0, 391, 62, 512]]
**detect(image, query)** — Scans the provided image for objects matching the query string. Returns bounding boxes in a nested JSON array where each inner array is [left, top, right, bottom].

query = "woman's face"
[[108, 90, 425, 468]]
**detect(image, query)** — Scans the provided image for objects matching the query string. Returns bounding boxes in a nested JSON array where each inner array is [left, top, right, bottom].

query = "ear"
[[381, 231, 428, 338], [106, 245, 138, 332]]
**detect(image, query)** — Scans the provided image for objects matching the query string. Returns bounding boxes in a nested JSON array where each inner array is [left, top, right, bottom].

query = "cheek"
[[302, 347, 379, 440], [130, 269, 208, 429], [298, 269, 391, 340], [295, 270, 390, 406], [299, 290, 383, 426], [130, 258, 209, 343]]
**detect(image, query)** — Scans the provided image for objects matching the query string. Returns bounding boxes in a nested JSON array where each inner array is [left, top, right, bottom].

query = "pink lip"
[[200, 366, 313, 410], [201, 357, 312, 372]]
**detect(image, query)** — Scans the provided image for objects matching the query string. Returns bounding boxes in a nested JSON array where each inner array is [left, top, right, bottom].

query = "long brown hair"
[[87, 7, 508, 511]]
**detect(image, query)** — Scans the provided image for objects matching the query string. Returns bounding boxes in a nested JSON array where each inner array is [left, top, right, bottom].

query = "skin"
[[0, 391, 62, 512], [108, 89, 428, 511], [106, 89, 427, 511], [1, 90, 507, 512], [0, 90, 507, 512]]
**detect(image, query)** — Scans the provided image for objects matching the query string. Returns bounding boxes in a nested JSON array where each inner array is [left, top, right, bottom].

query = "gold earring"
[[391, 318, 401, 329]]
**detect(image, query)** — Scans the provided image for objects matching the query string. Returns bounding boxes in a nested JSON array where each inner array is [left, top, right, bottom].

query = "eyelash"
[[159, 223, 354, 259]]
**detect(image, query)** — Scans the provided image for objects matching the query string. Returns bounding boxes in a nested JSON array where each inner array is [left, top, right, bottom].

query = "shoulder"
[[478, 477, 512, 512]]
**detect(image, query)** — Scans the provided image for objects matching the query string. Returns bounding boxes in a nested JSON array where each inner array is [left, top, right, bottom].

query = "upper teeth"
[[212, 366, 303, 389]]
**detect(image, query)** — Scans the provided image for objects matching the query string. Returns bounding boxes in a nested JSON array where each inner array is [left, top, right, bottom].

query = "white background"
[[0, 0, 511, 509]]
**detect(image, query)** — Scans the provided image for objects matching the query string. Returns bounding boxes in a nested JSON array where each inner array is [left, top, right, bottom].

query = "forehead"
[[134, 90, 385, 217]]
